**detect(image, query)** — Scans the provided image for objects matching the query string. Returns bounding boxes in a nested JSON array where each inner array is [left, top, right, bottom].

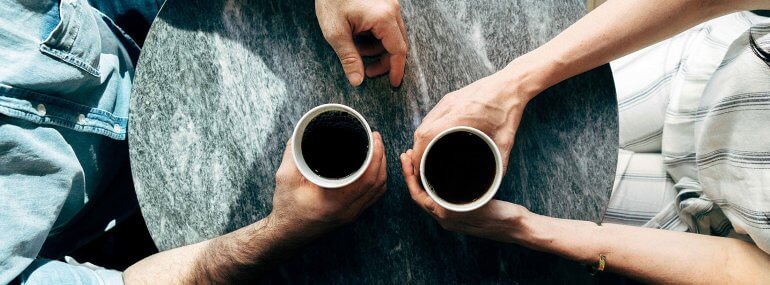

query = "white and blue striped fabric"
[[604, 11, 770, 254]]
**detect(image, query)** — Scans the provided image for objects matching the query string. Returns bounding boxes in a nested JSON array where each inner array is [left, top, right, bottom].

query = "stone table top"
[[129, 0, 619, 283]]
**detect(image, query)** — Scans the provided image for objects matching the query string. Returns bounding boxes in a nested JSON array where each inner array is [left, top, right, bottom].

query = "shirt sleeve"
[[0, 117, 83, 283], [18, 258, 123, 285]]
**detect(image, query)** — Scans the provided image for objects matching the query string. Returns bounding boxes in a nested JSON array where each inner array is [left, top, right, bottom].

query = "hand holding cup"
[[269, 104, 387, 239]]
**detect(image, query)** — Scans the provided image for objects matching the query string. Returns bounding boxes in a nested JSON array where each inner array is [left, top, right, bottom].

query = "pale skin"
[[315, 0, 407, 87], [406, 0, 770, 284]]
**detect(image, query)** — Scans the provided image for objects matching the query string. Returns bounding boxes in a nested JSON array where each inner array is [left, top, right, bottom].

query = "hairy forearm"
[[123, 216, 311, 284], [511, 212, 770, 284], [188, 216, 305, 283], [499, 0, 769, 100]]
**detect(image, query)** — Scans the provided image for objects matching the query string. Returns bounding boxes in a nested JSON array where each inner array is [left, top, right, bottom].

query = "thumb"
[[326, 27, 365, 86], [277, 138, 299, 173]]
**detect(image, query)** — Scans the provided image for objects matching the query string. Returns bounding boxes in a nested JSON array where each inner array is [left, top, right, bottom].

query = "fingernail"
[[347, 72, 363, 86]]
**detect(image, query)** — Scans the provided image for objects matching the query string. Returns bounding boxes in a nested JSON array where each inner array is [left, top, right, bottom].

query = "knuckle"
[[375, 7, 394, 20], [502, 133, 515, 146], [395, 43, 407, 55], [392, 1, 401, 11], [339, 55, 360, 66], [363, 180, 376, 191], [370, 178, 382, 191], [424, 198, 440, 214], [370, 175, 383, 188], [378, 175, 388, 186], [324, 30, 346, 43], [500, 142, 513, 153], [361, 173, 377, 185], [434, 209, 447, 220], [414, 129, 428, 141], [390, 38, 407, 55]]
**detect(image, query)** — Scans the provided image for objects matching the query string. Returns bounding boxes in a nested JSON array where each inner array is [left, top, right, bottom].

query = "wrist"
[[192, 217, 304, 283], [236, 216, 316, 262], [263, 213, 327, 245], [505, 207, 538, 245], [495, 54, 552, 103], [510, 212, 606, 264]]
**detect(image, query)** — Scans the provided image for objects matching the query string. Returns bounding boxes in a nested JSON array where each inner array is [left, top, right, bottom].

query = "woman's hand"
[[315, 0, 407, 87], [270, 132, 388, 239], [410, 69, 538, 174], [400, 149, 530, 242]]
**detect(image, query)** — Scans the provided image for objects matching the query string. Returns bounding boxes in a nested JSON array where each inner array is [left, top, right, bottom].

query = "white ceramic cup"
[[419, 126, 503, 212], [291, 104, 374, 188]]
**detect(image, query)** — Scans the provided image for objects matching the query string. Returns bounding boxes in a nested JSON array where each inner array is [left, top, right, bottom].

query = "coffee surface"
[[424, 131, 496, 204], [301, 111, 369, 179]]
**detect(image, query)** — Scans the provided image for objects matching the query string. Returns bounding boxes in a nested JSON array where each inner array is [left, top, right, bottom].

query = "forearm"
[[123, 216, 312, 284], [512, 212, 770, 284], [499, 0, 769, 99]]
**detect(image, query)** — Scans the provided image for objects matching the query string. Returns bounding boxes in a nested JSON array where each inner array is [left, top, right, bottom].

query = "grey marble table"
[[129, 0, 619, 283]]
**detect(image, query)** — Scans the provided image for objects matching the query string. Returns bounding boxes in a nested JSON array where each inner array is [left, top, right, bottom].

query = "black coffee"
[[301, 110, 369, 179], [424, 131, 496, 204]]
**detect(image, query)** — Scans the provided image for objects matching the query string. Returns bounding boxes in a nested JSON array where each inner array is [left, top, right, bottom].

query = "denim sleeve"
[[0, 118, 82, 283], [18, 258, 123, 285]]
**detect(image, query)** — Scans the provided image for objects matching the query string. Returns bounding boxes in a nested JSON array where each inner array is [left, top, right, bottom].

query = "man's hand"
[[410, 71, 537, 175], [269, 131, 388, 238], [125, 133, 387, 284], [316, 0, 407, 87], [399, 149, 529, 242]]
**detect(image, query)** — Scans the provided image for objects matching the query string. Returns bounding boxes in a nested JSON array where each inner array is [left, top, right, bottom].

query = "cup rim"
[[291, 104, 374, 189], [419, 126, 503, 212]]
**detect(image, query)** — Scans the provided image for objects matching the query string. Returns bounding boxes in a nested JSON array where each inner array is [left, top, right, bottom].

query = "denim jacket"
[[0, 0, 139, 140], [0, 0, 146, 284]]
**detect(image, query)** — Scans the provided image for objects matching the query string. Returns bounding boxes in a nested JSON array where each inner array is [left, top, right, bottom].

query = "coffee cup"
[[291, 104, 374, 188], [419, 126, 503, 212]]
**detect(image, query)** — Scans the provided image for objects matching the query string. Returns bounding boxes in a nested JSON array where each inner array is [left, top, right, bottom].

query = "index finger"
[[410, 136, 429, 178], [372, 21, 407, 87], [277, 138, 299, 172], [400, 150, 435, 211]]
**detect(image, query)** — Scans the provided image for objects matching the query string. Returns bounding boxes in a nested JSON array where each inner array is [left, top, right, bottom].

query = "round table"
[[129, 0, 619, 283]]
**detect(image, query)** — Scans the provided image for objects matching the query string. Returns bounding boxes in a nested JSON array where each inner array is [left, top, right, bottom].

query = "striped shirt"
[[604, 11, 770, 253]]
